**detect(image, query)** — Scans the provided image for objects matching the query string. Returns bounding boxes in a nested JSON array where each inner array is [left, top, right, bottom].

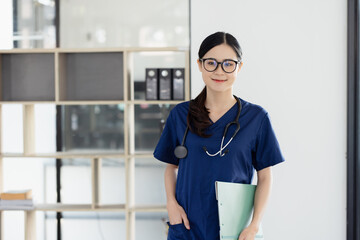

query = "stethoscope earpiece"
[[221, 149, 229, 157]]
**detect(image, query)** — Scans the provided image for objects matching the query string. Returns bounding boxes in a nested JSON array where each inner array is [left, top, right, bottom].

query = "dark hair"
[[187, 32, 243, 137]]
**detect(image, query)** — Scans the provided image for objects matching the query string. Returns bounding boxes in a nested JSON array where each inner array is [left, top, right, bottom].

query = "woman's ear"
[[197, 59, 203, 71], [237, 61, 244, 72]]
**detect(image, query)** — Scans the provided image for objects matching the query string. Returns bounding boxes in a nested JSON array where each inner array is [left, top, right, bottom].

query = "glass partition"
[[60, 0, 189, 48], [12, 0, 56, 48]]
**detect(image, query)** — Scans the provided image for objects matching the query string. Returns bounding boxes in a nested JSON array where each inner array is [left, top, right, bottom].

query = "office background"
[[0, 0, 189, 239], [0, 0, 347, 240]]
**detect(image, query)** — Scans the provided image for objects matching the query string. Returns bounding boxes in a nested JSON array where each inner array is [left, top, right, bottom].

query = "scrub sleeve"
[[153, 110, 179, 166], [253, 112, 284, 171]]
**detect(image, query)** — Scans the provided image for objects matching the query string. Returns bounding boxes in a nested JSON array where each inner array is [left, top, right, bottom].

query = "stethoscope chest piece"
[[174, 145, 188, 159]]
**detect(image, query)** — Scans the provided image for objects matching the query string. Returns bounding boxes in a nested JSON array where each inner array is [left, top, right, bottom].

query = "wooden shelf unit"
[[0, 47, 190, 240]]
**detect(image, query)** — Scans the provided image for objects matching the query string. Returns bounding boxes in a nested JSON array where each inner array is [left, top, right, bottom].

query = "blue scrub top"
[[153, 97, 285, 240]]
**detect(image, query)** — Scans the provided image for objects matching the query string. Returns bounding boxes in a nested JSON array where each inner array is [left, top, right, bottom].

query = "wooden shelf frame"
[[0, 47, 189, 240], [0, 204, 166, 212], [0, 100, 185, 105]]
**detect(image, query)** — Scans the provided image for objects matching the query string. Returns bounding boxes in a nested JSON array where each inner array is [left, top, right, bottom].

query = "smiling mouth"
[[212, 79, 227, 82]]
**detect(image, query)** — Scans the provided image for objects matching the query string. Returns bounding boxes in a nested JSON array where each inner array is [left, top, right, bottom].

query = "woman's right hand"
[[167, 199, 191, 230]]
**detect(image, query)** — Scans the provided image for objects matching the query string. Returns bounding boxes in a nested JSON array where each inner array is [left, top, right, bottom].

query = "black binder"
[[158, 68, 172, 100], [172, 68, 185, 100], [145, 68, 158, 100]]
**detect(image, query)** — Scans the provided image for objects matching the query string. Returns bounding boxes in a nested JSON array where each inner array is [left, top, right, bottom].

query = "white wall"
[[191, 1, 347, 239]]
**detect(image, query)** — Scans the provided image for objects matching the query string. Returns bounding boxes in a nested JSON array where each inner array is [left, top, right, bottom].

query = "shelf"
[[0, 47, 189, 54], [0, 100, 185, 105], [0, 206, 35, 211], [123, 47, 189, 52], [0, 152, 161, 159], [0, 204, 166, 212], [130, 100, 184, 105], [0, 49, 57, 54], [0, 101, 56, 105], [0, 46, 190, 239], [56, 101, 126, 105], [0, 47, 189, 103], [57, 47, 188, 53], [129, 205, 167, 212], [35, 203, 126, 212], [0, 152, 126, 159], [128, 153, 154, 158]]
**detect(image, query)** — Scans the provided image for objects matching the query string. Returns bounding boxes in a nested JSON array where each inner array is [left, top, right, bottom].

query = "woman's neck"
[[205, 89, 236, 110]]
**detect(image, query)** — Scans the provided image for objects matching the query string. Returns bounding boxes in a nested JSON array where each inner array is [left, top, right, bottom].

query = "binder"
[[159, 68, 172, 100], [172, 68, 185, 100], [215, 181, 264, 240], [145, 68, 159, 100]]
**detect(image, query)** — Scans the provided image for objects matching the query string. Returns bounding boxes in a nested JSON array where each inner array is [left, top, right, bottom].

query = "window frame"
[[347, 0, 360, 239]]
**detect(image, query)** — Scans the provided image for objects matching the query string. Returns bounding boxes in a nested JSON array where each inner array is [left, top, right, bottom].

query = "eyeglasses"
[[199, 58, 241, 73]]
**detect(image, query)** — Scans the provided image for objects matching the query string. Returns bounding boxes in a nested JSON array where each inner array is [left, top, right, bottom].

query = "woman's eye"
[[224, 61, 234, 67], [206, 61, 216, 66]]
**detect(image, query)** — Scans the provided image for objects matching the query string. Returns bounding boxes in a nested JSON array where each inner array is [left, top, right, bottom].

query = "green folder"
[[215, 181, 264, 240]]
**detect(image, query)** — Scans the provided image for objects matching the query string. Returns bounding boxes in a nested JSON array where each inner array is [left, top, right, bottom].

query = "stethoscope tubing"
[[173, 95, 242, 159]]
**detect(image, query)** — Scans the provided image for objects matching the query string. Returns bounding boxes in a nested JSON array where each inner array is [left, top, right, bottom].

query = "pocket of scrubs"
[[167, 222, 191, 240]]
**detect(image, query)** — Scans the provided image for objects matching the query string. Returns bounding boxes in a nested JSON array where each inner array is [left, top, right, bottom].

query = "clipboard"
[[215, 181, 264, 240]]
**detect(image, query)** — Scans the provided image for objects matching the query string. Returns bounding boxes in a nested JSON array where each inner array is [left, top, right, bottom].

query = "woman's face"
[[197, 43, 243, 94]]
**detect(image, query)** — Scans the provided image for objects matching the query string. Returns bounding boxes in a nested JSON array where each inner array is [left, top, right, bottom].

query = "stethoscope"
[[174, 96, 242, 159]]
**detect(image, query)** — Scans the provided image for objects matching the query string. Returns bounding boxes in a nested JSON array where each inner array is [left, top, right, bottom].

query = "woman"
[[153, 32, 285, 240]]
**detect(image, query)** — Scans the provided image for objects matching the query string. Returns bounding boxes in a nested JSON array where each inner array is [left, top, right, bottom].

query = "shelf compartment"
[[99, 158, 126, 205], [133, 104, 175, 153], [61, 104, 125, 153], [58, 52, 124, 101], [128, 51, 187, 101], [134, 158, 167, 206], [46, 211, 126, 239], [1, 53, 55, 101]]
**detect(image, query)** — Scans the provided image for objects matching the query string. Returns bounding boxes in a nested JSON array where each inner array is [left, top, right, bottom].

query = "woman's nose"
[[214, 64, 225, 74]]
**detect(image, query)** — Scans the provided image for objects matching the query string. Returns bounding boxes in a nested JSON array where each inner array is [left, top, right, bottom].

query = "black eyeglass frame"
[[199, 58, 241, 73]]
